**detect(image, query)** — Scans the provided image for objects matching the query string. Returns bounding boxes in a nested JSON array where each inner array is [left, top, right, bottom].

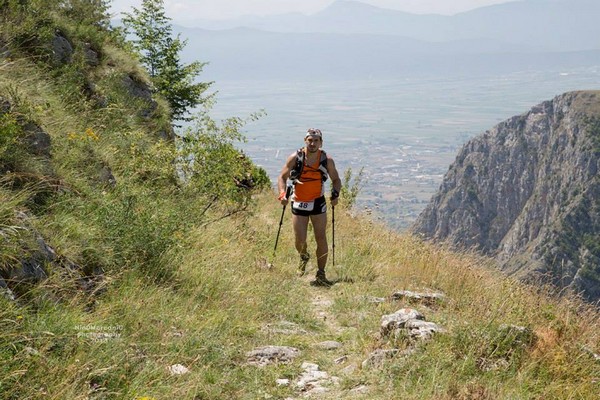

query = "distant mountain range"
[[184, 0, 600, 52], [169, 0, 600, 81], [178, 27, 600, 81]]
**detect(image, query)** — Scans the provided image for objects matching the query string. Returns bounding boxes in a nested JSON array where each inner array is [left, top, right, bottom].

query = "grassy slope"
[[1, 5, 600, 400], [2, 189, 600, 399]]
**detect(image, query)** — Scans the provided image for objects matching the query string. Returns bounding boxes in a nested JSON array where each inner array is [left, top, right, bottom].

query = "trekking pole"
[[332, 205, 336, 267], [273, 205, 286, 257], [273, 185, 293, 257]]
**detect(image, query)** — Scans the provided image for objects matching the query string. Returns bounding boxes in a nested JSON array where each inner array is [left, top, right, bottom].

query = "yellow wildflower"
[[85, 127, 99, 141]]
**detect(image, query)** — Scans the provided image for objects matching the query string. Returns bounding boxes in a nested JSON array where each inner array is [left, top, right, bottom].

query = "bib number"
[[292, 200, 314, 212]]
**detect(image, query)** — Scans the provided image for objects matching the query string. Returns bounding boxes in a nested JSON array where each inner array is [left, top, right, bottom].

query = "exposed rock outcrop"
[[51, 32, 73, 65], [122, 73, 157, 119], [0, 211, 105, 299], [412, 91, 600, 302]]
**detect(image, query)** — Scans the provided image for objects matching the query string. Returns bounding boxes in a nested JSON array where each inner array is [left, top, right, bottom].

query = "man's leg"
[[310, 213, 332, 286], [310, 213, 328, 271], [292, 214, 310, 274]]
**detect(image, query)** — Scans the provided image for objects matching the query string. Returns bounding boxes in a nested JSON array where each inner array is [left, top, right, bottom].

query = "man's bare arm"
[[327, 157, 342, 206], [277, 153, 296, 204]]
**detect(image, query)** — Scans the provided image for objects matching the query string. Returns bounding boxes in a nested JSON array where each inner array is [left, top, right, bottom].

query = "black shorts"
[[291, 196, 327, 216]]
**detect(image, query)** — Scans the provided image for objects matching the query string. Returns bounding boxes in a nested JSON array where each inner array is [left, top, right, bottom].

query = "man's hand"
[[278, 185, 293, 206], [330, 188, 340, 207], [278, 191, 288, 206]]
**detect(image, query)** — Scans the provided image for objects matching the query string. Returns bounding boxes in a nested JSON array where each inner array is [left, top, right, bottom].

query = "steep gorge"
[[412, 91, 600, 302]]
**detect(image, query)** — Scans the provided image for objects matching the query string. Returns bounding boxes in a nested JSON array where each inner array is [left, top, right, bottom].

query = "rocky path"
[[245, 281, 449, 399], [279, 287, 369, 399]]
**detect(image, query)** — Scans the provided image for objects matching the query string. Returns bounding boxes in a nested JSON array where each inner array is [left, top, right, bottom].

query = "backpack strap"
[[319, 150, 329, 182], [289, 148, 305, 183], [289, 148, 329, 183]]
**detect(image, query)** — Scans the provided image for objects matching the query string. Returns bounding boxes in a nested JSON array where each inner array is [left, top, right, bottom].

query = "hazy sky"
[[110, 0, 518, 21]]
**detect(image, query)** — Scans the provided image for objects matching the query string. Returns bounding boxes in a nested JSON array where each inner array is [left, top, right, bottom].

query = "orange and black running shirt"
[[293, 149, 325, 202]]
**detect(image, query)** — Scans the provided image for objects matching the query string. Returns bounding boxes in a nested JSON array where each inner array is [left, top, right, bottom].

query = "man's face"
[[305, 135, 322, 153]]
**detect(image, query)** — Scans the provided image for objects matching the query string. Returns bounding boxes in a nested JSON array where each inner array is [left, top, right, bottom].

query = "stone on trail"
[[256, 258, 274, 270], [403, 319, 445, 341], [380, 308, 424, 336], [350, 384, 369, 394], [315, 340, 342, 350], [392, 290, 446, 306], [366, 296, 386, 304], [263, 321, 308, 335], [362, 348, 417, 369], [295, 362, 340, 396], [361, 349, 400, 368], [167, 364, 190, 375], [246, 345, 300, 366], [381, 308, 444, 342], [334, 355, 348, 364]]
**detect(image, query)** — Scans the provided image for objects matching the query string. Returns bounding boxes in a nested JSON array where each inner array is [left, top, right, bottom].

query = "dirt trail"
[[282, 284, 370, 400]]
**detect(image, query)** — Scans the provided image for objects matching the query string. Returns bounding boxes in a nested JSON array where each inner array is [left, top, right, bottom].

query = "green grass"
[[2, 190, 600, 399]]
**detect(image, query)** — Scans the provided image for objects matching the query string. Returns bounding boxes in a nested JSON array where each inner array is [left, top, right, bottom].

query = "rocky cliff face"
[[412, 91, 600, 302]]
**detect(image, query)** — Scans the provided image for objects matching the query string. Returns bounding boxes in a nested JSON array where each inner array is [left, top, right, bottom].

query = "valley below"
[[201, 67, 600, 230]]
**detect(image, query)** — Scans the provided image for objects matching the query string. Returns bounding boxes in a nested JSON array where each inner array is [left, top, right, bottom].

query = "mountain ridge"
[[163, 0, 600, 81], [412, 90, 600, 302], [178, 0, 600, 52], [176, 23, 600, 80]]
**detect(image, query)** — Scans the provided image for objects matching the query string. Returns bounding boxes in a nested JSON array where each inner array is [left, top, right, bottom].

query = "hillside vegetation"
[[1, 1, 600, 399]]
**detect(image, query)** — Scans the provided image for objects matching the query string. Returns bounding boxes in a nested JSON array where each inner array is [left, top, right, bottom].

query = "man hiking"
[[277, 128, 342, 286]]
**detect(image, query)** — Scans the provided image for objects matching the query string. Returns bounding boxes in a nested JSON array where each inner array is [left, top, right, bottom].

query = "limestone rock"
[[497, 324, 536, 348], [334, 355, 348, 364], [99, 165, 117, 187], [0, 40, 10, 59], [349, 384, 369, 394], [246, 345, 300, 366], [362, 349, 399, 368], [403, 319, 445, 341], [23, 121, 51, 157], [0, 215, 103, 297], [412, 90, 600, 302], [0, 96, 10, 114], [365, 296, 386, 303], [167, 364, 190, 375], [295, 362, 340, 396], [23, 346, 40, 356], [51, 32, 73, 65], [262, 321, 307, 335], [0, 277, 16, 301], [122, 74, 157, 119], [83, 42, 100, 66], [391, 290, 446, 306], [582, 346, 600, 362], [380, 308, 424, 337], [315, 340, 342, 350]]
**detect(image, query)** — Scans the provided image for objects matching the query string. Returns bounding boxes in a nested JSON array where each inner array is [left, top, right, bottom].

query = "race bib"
[[292, 200, 314, 212]]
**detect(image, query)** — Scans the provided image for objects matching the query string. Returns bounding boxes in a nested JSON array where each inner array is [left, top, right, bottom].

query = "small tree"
[[122, 0, 210, 122]]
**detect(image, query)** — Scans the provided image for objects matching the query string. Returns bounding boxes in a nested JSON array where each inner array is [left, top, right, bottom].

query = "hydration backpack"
[[289, 148, 329, 183]]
